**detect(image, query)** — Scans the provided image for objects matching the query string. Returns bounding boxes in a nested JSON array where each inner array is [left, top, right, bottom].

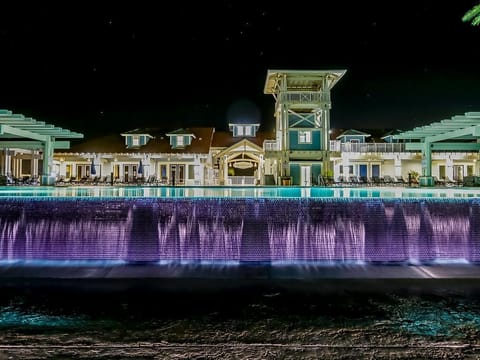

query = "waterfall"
[[0, 198, 475, 263]]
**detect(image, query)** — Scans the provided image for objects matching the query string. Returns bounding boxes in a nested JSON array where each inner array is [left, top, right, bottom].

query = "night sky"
[[0, 1, 479, 138]]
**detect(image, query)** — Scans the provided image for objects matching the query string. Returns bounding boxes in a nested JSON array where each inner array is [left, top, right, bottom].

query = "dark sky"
[[0, 1, 479, 138]]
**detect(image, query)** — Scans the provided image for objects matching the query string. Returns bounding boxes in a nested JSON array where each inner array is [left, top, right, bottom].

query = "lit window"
[[244, 126, 252, 136], [132, 136, 139, 146], [177, 136, 184, 146], [298, 131, 312, 144], [237, 126, 244, 136]]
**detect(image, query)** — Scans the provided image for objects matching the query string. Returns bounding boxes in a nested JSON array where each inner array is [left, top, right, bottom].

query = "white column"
[[198, 158, 205, 186], [42, 137, 53, 177], [341, 153, 349, 179], [31, 150, 37, 176], [333, 160, 340, 181], [446, 155, 454, 180], [4, 148, 11, 176], [258, 155, 264, 184], [394, 156, 402, 177], [223, 155, 229, 185]]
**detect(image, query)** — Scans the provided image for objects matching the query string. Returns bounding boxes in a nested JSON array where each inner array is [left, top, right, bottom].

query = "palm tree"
[[463, 3, 480, 26]]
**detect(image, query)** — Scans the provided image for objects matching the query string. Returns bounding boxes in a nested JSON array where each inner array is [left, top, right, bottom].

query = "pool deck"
[[1, 263, 480, 292]]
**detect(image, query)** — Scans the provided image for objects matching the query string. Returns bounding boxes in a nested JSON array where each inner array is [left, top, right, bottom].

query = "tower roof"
[[264, 69, 347, 94]]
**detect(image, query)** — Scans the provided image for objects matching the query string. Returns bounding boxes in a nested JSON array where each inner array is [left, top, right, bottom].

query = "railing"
[[229, 176, 257, 186], [263, 140, 280, 151], [280, 91, 330, 105], [330, 141, 406, 153]]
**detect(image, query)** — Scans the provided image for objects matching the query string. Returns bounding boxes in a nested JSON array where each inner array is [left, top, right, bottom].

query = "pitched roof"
[[331, 128, 407, 142], [336, 129, 371, 139], [120, 128, 157, 136], [59, 127, 214, 154], [142, 127, 213, 154], [381, 129, 403, 138], [166, 128, 196, 136], [211, 130, 275, 148]]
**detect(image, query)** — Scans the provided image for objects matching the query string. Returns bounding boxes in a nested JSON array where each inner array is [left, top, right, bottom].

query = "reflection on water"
[[0, 307, 89, 328], [374, 294, 480, 338]]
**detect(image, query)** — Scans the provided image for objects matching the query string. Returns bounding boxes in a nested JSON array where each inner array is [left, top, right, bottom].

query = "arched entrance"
[[215, 139, 264, 186]]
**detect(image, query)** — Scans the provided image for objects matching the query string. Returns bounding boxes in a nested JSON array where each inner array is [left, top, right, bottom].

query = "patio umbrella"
[[138, 160, 143, 175], [90, 158, 96, 175]]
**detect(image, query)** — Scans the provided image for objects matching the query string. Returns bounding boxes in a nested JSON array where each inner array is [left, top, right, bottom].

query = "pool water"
[[0, 185, 479, 199]]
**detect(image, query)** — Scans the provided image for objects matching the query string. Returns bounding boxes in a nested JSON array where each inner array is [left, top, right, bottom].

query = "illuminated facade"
[[1, 70, 480, 186]]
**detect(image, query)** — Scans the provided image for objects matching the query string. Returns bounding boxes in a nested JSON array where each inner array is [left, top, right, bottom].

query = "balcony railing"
[[280, 91, 330, 105], [330, 141, 406, 153], [264, 140, 280, 151], [228, 176, 257, 186]]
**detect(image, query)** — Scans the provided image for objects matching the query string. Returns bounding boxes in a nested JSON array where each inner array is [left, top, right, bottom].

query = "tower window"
[[298, 131, 312, 144]]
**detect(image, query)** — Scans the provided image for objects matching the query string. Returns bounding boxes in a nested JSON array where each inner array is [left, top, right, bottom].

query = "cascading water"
[[0, 198, 478, 264]]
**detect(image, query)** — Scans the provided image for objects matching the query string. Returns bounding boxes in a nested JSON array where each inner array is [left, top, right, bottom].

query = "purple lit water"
[[0, 197, 478, 263]]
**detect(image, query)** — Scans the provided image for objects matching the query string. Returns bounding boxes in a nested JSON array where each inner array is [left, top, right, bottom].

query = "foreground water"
[[1, 286, 480, 359]]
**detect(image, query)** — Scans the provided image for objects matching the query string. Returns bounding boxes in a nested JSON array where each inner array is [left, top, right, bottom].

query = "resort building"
[[53, 122, 276, 186], [0, 70, 479, 186]]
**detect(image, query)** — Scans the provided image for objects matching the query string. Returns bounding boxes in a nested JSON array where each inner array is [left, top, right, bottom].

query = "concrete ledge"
[[1, 263, 480, 293]]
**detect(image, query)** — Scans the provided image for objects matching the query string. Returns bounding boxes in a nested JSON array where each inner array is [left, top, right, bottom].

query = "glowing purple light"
[[0, 198, 478, 263]]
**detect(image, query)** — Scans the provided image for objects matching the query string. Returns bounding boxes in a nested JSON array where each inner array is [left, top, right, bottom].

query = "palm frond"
[[462, 3, 480, 25]]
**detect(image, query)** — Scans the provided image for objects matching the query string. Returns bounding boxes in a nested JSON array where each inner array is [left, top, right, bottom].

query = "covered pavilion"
[[0, 109, 83, 185], [394, 112, 480, 186]]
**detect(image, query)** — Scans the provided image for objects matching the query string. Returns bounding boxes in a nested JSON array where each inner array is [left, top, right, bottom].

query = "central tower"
[[264, 69, 346, 185]]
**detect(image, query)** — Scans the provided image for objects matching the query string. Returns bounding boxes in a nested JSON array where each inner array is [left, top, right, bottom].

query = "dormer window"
[[120, 130, 154, 149], [166, 128, 195, 149], [229, 123, 260, 137], [336, 129, 371, 144], [176, 136, 184, 147], [132, 135, 140, 147]]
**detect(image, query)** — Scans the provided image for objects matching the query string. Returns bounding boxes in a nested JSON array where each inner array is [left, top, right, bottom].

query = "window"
[[244, 126, 252, 136], [22, 159, 32, 175], [177, 136, 184, 146], [113, 165, 120, 179], [439, 165, 446, 179], [237, 126, 244, 136], [339, 165, 354, 175], [65, 164, 71, 178], [132, 136, 140, 146], [467, 165, 474, 176], [160, 165, 167, 182], [188, 165, 195, 180], [298, 131, 312, 144]]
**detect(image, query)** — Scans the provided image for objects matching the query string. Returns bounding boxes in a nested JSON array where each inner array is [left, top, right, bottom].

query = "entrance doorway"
[[453, 165, 464, 181], [170, 164, 185, 186], [300, 166, 311, 186]]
